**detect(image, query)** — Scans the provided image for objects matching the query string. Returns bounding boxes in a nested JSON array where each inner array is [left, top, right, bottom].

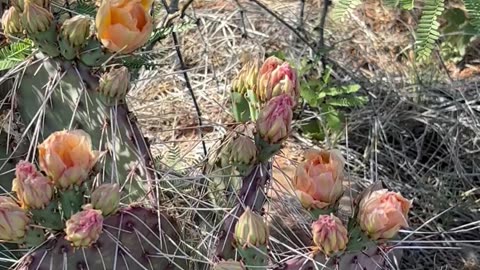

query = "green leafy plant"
[[0, 39, 33, 71], [299, 65, 367, 141]]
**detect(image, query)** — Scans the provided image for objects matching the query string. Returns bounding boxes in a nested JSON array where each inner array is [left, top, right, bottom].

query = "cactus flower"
[[38, 130, 101, 189], [234, 207, 268, 248], [20, 1, 53, 34], [256, 94, 294, 144], [60, 15, 92, 47], [256, 56, 299, 106], [1, 7, 23, 37], [358, 189, 412, 240], [91, 183, 120, 216], [231, 58, 261, 94], [292, 149, 345, 210], [98, 66, 131, 98], [12, 160, 53, 209], [65, 206, 103, 247], [0, 196, 29, 242], [95, 0, 153, 53], [214, 260, 246, 270], [230, 135, 257, 166], [311, 214, 348, 255]]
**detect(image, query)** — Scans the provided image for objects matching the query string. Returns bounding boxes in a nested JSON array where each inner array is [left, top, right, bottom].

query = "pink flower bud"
[[256, 94, 294, 144], [12, 160, 53, 209], [292, 149, 345, 209], [358, 189, 412, 240], [65, 205, 103, 247], [38, 130, 101, 189], [0, 196, 29, 242], [91, 184, 120, 216], [234, 207, 268, 247], [311, 214, 348, 255], [256, 56, 299, 106]]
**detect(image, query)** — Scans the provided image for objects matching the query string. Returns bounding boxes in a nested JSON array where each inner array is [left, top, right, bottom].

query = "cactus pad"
[[16, 206, 187, 270]]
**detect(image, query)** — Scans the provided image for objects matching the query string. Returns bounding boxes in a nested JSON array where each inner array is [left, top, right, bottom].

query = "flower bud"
[[234, 207, 268, 248], [230, 135, 257, 166], [256, 94, 294, 144], [2, 7, 23, 37], [65, 205, 103, 247], [91, 183, 120, 216], [21, 1, 53, 34], [232, 58, 261, 94], [12, 160, 53, 209], [292, 149, 345, 210], [358, 189, 412, 240], [214, 260, 246, 270], [12, 0, 48, 12], [256, 56, 299, 106], [0, 196, 29, 242], [311, 214, 348, 255], [98, 66, 131, 99], [60, 15, 92, 47], [38, 130, 101, 189]]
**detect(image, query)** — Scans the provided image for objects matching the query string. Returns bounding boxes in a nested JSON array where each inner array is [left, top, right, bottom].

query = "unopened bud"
[[230, 135, 257, 166], [234, 207, 268, 247], [312, 214, 348, 255], [2, 7, 23, 37], [0, 196, 29, 242], [98, 66, 130, 99], [256, 94, 294, 144], [91, 183, 120, 216], [60, 15, 92, 47], [12, 160, 53, 209], [65, 205, 103, 247], [21, 1, 53, 34]]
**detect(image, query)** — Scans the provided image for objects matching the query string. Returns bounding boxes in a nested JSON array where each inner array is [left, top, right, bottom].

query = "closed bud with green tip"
[[65, 205, 103, 247], [0, 196, 29, 242], [1, 7, 23, 38], [214, 260, 246, 270], [256, 94, 294, 145], [91, 183, 120, 216], [20, 0, 53, 34], [232, 58, 260, 94], [60, 15, 92, 47], [13, 0, 49, 11], [234, 207, 268, 248], [98, 66, 131, 99]]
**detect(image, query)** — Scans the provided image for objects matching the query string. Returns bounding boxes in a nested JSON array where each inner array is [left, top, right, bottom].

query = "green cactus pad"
[[16, 206, 187, 270], [58, 37, 76, 61], [59, 187, 85, 220], [14, 55, 155, 202], [78, 39, 112, 67], [30, 200, 64, 231], [237, 246, 268, 269], [30, 24, 60, 58], [23, 227, 46, 248]]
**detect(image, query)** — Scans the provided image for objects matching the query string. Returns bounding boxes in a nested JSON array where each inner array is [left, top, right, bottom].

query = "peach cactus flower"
[[12, 160, 53, 209], [95, 0, 153, 53], [38, 130, 101, 189], [256, 94, 294, 144], [312, 214, 348, 255], [292, 149, 345, 209], [65, 205, 103, 247], [358, 189, 412, 240]]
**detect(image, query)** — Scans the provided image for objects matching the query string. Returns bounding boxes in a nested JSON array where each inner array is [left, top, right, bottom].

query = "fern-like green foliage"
[[73, 0, 97, 16], [331, 0, 362, 22], [0, 40, 34, 71], [415, 0, 445, 61], [464, 0, 480, 31], [400, 0, 414, 10]]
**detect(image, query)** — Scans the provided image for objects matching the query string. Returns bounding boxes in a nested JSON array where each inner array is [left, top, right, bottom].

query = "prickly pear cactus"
[[16, 206, 187, 270]]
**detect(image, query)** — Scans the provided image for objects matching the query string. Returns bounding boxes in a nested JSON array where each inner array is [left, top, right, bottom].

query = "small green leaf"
[[328, 96, 368, 107]]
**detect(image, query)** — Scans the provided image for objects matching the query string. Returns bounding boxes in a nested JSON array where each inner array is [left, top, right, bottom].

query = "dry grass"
[[125, 0, 480, 269]]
